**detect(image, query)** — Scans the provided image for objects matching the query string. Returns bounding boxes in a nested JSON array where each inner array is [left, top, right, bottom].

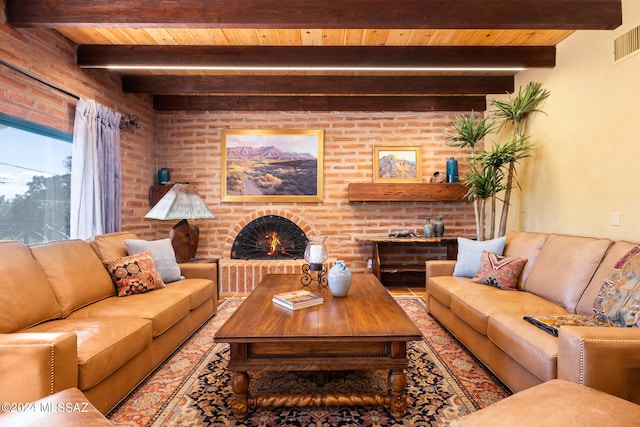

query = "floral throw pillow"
[[471, 250, 527, 290], [104, 250, 166, 297], [593, 246, 640, 327]]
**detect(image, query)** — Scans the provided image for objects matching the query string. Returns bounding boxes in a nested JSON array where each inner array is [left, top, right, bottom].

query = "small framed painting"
[[373, 145, 422, 183], [221, 129, 324, 202]]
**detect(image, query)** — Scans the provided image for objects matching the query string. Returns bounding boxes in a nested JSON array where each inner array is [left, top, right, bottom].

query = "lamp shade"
[[145, 184, 215, 220]]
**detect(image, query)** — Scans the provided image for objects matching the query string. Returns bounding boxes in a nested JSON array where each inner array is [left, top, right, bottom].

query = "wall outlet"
[[611, 211, 620, 226]]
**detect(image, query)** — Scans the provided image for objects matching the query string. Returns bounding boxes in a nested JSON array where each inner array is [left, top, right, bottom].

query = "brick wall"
[[156, 111, 477, 275], [0, 1, 158, 239]]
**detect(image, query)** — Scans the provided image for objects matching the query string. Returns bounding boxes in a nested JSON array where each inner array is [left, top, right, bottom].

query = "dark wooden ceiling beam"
[[153, 95, 487, 111], [79, 46, 556, 69], [123, 75, 514, 96], [7, 0, 621, 30]]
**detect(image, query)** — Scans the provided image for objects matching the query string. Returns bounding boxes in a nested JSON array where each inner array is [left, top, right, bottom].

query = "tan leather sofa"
[[0, 232, 217, 414], [426, 231, 640, 404]]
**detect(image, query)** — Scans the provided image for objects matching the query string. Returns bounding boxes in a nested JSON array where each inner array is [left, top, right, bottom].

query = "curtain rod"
[[0, 59, 80, 101]]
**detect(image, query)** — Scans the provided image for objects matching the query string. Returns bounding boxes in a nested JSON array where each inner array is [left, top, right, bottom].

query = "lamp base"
[[169, 219, 199, 263]]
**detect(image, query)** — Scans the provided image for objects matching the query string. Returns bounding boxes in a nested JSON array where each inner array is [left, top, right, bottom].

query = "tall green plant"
[[463, 159, 504, 241], [447, 112, 495, 240], [448, 112, 495, 154], [490, 82, 549, 236], [446, 82, 549, 240]]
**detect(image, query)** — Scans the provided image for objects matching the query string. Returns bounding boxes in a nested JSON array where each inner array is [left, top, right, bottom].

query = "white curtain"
[[70, 98, 122, 239]]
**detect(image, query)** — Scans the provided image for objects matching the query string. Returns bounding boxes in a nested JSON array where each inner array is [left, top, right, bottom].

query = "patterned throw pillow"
[[471, 250, 527, 290], [104, 250, 166, 297], [593, 246, 640, 327]]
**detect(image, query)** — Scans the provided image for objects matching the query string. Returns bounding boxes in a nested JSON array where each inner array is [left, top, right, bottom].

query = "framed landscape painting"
[[373, 145, 422, 183], [221, 129, 324, 202]]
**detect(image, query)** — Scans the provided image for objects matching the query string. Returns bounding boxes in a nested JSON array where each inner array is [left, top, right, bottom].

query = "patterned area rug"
[[108, 297, 511, 426]]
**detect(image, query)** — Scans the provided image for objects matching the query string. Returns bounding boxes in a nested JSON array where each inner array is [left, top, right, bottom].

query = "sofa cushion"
[[453, 236, 507, 278], [125, 238, 182, 283], [450, 286, 568, 336], [163, 278, 216, 310], [471, 251, 527, 290], [88, 231, 138, 261], [577, 241, 639, 315], [593, 246, 640, 327], [104, 251, 166, 296], [24, 317, 153, 390], [29, 240, 116, 317], [67, 290, 191, 337], [523, 234, 612, 313], [0, 241, 62, 333], [503, 231, 549, 289], [488, 313, 561, 382], [427, 275, 486, 309]]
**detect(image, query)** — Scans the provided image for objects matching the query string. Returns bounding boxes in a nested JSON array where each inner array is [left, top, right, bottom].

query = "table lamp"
[[145, 184, 216, 262]]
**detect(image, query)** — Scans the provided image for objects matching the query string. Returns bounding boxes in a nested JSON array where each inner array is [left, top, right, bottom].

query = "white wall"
[[507, 0, 640, 241]]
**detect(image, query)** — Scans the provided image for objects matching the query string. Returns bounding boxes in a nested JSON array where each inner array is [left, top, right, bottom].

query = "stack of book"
[[272, 290, 324, 310]]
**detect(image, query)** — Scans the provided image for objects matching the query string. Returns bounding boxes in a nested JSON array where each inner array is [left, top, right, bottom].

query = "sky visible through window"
[[0, 126, 71, 199]]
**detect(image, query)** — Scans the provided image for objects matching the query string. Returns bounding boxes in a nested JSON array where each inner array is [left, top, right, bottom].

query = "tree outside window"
[[0, 116, 72, 244]]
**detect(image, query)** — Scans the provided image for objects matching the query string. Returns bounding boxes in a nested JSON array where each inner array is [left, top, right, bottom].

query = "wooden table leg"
[[231, 371, 250, 419], [387, 369, 407, 418]]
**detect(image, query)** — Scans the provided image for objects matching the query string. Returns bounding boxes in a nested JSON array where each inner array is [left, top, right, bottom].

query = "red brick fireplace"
[[219, 210, 325, 294]]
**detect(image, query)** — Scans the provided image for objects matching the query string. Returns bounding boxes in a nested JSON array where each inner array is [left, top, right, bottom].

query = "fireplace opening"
[[231, 215, 308, 260]]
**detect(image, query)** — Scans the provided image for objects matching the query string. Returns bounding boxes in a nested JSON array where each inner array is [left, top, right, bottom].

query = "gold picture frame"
[[373, 145, 422, 183], [221, 129, 324, 202]]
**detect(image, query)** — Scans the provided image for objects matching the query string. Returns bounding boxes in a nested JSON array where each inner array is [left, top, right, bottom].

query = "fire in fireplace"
[[231, 215, 308, 260]]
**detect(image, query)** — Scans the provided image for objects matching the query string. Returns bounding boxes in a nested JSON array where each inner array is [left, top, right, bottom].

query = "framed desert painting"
[[221, 129, 324, 202], [373, 145, 422, 183]]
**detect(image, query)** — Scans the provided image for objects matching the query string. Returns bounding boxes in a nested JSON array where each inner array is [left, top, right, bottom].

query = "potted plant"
[[447, 112, 495, 241], [490, 81, 550, 237], [448, 82, 550, 240]]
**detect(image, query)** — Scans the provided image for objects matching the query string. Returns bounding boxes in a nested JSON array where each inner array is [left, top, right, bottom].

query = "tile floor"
[[387, 286, 426, 299]]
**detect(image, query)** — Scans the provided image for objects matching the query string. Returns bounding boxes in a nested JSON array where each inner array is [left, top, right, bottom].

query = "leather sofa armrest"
[[558, 326, 640, 404], [426, 260, 456, 279], [179, 261, 217, 282], [0, 333, 78, 403]]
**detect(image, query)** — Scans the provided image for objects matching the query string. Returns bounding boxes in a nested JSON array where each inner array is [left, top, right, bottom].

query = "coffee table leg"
[[231, 371, 250, 419], [388, 370, 407, 418]]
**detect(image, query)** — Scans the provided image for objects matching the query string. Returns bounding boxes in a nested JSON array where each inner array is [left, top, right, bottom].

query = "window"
[[0, 113, 72, 243]]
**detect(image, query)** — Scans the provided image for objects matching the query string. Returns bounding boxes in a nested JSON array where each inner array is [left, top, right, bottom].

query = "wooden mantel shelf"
[[348, 183, 468, 202]]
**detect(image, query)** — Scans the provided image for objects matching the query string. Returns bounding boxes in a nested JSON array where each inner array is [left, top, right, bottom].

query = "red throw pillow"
[[104, 250, 166, 296], [471, 250, 527, 290]]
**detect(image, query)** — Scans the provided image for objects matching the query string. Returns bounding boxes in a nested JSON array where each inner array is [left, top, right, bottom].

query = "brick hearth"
[[219, 258, 337, 295]]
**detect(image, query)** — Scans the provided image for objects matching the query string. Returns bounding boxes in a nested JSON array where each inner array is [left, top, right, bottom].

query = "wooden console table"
[[356, 236, 458, 284]]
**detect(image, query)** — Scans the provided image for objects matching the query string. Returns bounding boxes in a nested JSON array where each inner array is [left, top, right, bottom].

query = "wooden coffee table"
[[214, 273, 422, 419]]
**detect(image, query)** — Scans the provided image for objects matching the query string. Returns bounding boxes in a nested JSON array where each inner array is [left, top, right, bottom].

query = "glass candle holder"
[[304, 236, 328, 270], [301, 236, 328, 286]]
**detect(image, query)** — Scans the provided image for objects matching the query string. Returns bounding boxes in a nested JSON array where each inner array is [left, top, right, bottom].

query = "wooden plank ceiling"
[[6, 0, 622, 111]]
